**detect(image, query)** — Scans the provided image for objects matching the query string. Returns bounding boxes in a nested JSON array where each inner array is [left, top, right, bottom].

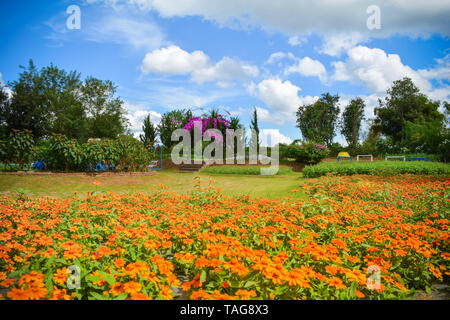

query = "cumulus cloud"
[[123, 101, 162, 138], [141, 45, 258, 86], [318, 32, 366, 57], [332, 46, 432, 93], [249, 78, 319, 124], [141, 45, 209, 75], [284, 56, 328, 82], [191, 56, 259, 84], [259, 129, 293, 147], [418, 54, 450, 81]]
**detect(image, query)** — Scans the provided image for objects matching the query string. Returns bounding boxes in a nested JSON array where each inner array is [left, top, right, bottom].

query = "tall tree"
[[373, 77, 442, 144], [80, 77, 128, 139], [296, 93, 340, 145], [1, 60, 129, 141], [140, 114, 157, 151], [341, 97, 365, 147], [249, 107, 260, 153], [157, 109, 192, 149], [1, 60, 51, 139]]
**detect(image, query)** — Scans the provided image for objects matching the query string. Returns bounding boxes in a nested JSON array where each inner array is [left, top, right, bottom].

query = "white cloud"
[[288, 35, 307, 47], [89, 0, 450, 38], [428, 86, 450, 102], [141, 45, 209, 75], [0, 72, 13, 98], [284, 56, 327, 82], [249, 78, 319, 124], [141, 45, 258, 86], [191, 56, 259, 84], [123, 101, 162, 138], [87, 16, 165, 51], [332, 46, 432, 93], [318, 32, 366, 57], [45, 8, 166, 51], [418, 54, 450, 81], [259, 129, 293, 147]]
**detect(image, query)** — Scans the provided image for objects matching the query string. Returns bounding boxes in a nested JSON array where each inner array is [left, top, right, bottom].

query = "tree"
[[80, 77, 129, 139], [140, 114, 157, 151], [341, 97, 365, 147], [157, 109, 192, 149], [0, 60, 129, 141], [296, 93, 340, 145], [39, 64, 88, 141], [373, 77, 442, 144], [249, 107, 260, 153], [1, 60, 52, 139]]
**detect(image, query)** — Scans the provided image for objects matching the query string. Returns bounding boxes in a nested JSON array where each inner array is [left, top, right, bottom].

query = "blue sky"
[[1, 0, 449, 146]]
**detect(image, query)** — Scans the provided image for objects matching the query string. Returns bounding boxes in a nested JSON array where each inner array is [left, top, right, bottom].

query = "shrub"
[[0, 129, 35, 170], [41, 134, 84, 171], [302, 161, 450, 178], [293, 142, 329, 165]]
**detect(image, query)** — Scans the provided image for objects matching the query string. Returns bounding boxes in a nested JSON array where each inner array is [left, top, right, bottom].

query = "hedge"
[[302, 161, 450, 178]]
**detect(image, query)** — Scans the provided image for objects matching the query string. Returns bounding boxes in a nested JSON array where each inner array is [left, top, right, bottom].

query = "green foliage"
[[35, 134, 151, 172], [0, 60, 128, 141], [302, 161, 450, 178], [292, 142, 330, 164], [404, 119, 445, 154], [249, 107, 260, 153], [41, 134, 84, 171], [327, 142, 344, 157], [340, 97, 365, 147], [373, 77, 443, 144], [158, 109, 192, 149], [140, 114, 157, 151], [81, 77, 128, 139], [296, 93, 340, 145], [0, 129, 35, 170], [114, 135, 152, 171]]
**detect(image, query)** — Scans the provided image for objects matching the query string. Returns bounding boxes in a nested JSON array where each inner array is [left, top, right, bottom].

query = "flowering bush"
[[0, 174, 448, 300], [0, 129, 35, 170], [293, 142, 329, 165]]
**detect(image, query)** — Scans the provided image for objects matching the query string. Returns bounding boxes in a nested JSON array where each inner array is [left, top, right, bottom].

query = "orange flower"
[[113, 257, 126, 269], [53, 267, 67, 285], [123, 281, 142, 295], [327, 277, 346, 290], [97, 246, 112, 257], [7, 288, 29, 300], [93, 180, 101, 186], [355, 290, 365, 298]]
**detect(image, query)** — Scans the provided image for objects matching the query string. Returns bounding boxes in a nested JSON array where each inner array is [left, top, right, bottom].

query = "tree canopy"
[[296, 93, 340, 145], [373, 77, 442, 144], [0, 60, 128, 141]]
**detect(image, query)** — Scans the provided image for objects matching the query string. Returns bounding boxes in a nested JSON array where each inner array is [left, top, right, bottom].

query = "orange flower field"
[[0, 175, 448, 300]]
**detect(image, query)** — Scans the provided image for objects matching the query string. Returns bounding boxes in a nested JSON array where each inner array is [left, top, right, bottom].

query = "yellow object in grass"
[[337, 152, 351, 158]]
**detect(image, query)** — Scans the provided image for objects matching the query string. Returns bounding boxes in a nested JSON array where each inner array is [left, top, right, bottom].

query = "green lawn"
[[0, 168, 307, 199]]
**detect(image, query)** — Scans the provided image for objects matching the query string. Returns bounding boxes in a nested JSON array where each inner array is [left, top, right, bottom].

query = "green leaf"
[[89, 292, 108, 300], [114, 293, 128, 300], [98, 271, 115, 286], [200, 270, 207, 283]]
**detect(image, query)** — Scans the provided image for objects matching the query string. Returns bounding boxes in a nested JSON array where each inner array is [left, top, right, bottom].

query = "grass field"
[[0, 168, 307, 199]]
